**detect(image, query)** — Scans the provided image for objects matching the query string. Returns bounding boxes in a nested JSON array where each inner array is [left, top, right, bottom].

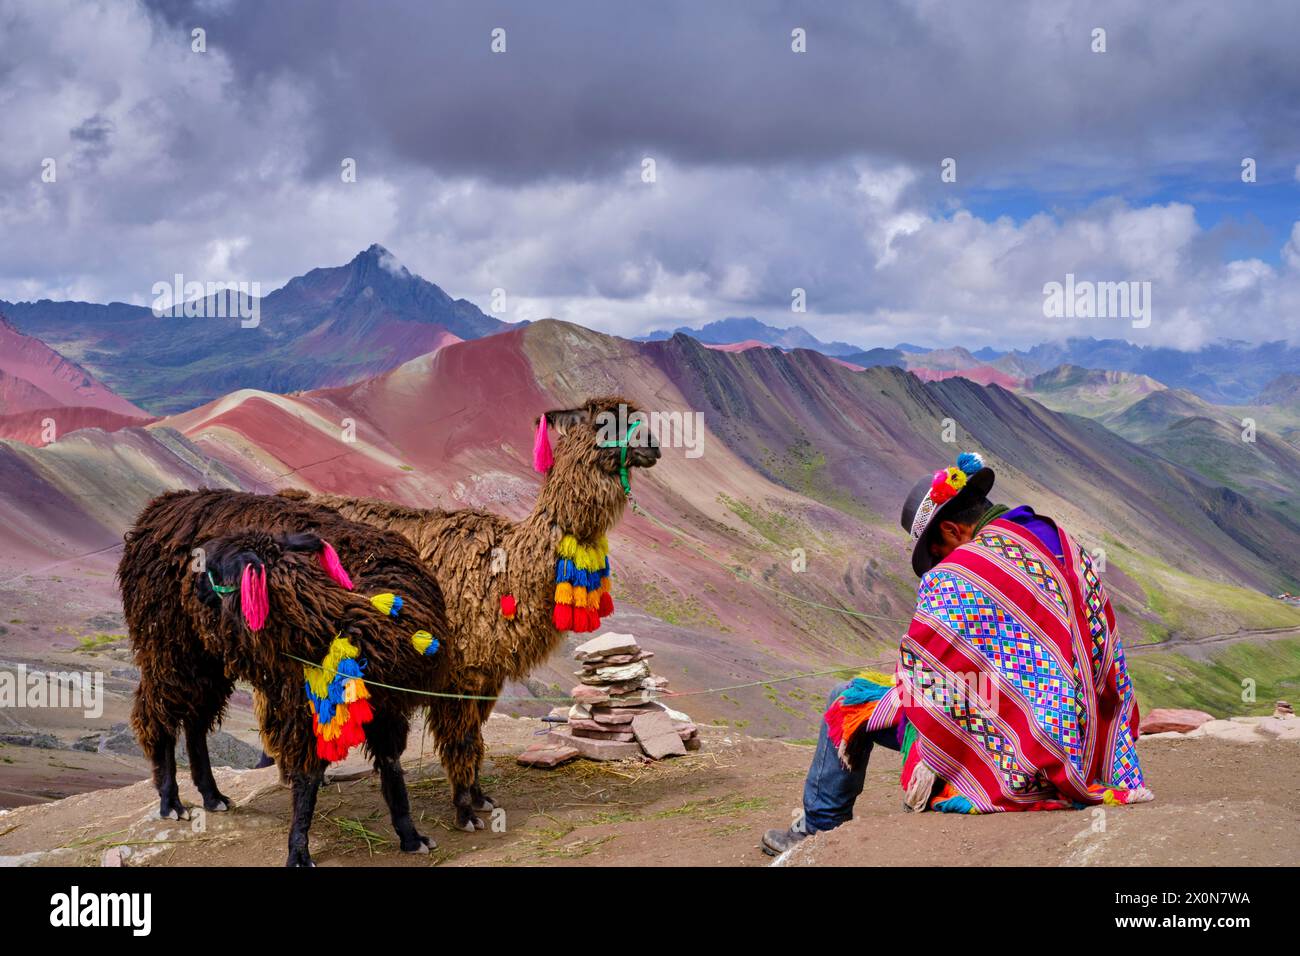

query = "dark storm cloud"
[[140, 0, 1300, 188]]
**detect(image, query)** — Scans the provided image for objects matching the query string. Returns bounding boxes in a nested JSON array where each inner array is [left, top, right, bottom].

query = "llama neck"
[[527, 472, 626, 544]]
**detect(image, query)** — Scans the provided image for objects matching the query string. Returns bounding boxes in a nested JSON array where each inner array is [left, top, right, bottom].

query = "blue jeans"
[[801, 682, 900, 834]]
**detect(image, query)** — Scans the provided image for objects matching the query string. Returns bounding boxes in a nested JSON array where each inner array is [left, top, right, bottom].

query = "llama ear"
[[281, 531, 323, 553], [240, 563, 269, 631], [533, 415, 554, 473], [543, 408, 589, 435]]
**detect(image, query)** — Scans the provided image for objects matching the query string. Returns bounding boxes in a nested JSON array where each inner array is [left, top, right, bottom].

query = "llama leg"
[[429, 700, 488, 831], [367, 710, 436, 853], [153, 730, 188, 821], [286, 764, 325, 867], [132, 683, 188, 820], [376, 754, 436, 853], [183, 719, 233, 812], [469, 699, 498, 812]]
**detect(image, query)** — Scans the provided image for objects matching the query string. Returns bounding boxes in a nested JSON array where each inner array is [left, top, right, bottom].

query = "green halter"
[[598, 421, 640, 497], [206, 570, 238, 595]]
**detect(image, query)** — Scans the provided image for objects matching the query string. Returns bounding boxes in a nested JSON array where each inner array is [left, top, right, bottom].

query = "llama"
[[119, 491, 451, 866], [285, 395, 660, 830]]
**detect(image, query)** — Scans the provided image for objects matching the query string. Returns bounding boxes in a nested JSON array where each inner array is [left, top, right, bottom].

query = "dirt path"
[[1, 715, 1296, 867], [1126, 625, 1300, 656]]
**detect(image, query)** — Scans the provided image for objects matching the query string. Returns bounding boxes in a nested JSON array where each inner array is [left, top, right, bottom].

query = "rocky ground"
[[1, 713, 1296, 867]]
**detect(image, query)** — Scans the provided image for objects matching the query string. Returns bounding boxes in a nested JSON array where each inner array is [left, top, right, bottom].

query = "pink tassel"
[[318, 541, 353, 590], [240, 564, 269, 631], [532, 415, 553, 473]]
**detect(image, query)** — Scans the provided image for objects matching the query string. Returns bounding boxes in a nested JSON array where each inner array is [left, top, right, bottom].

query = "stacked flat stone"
[[546, 632, 700, 760]]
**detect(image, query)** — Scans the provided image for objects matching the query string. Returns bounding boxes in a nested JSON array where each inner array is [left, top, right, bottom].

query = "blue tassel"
[[389, 595, 403, 617], [839, 676, 891, 707], [956, 452, 984, 476]]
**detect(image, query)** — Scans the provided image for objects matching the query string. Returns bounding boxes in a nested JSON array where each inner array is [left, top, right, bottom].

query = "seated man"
[[763, 453, 1150, 856]]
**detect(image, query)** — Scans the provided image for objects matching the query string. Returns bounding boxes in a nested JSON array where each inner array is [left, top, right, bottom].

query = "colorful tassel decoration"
[[550, 533, 615, 631], [303, 636, 373, 763], [411, 630, 439, 656], [318, 541, 353, 590], [369, 593, 404, 618], [533, 415, 554, 473], [240, 564, 269, 631], [553, 603, 573, 630], [500, 594, 517, 619]]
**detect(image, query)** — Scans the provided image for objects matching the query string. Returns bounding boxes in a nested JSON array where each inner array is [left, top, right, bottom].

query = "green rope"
[[206, 571, 238, 595], [280, 653, 890, 705]]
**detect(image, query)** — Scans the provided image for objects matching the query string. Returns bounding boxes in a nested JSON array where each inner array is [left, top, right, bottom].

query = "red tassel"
[[348, 697, 374, 725], [500, 594, 517, 619], [553, 603, 573, 631], [598, 592, 614, 617]]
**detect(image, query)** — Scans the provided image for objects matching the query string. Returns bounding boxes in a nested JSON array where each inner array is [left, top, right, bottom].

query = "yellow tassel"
[[303, 664, 330, 699], [305, 636, 361, 698], [586, 588, 601, 611], [411, 631, 435, 655], [554, 582, 573, 604], [370, 593, 396, 616], [558, 535, 577, 559]]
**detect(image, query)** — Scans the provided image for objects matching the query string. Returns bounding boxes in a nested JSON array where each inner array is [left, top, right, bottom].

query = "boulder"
[[547, 726, 643, 760], [631, 711, 687, 759], [517, 741, 581, 768], [573, 632, 641, 661], [1140, 708, 1214, 735]]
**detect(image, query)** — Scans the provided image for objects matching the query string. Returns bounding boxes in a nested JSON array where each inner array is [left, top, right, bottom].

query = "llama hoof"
[[472, 794, 498, 812], [158, 798, 190, 821], [402, 834, 436, 854], [458, 814, 485, 832], [203, 794, 233, 812], [285, 848, 314, 867]]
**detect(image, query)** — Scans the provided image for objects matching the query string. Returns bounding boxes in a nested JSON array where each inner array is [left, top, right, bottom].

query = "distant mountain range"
[[7, 245, 1297, 415], [0, 245, 508, 413], [1021, 364, 1300, 523], [638, 318, 866, 356]]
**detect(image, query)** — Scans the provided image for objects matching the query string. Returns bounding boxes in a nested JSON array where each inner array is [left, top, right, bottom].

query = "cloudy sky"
[[2, 0, 1299, 350]]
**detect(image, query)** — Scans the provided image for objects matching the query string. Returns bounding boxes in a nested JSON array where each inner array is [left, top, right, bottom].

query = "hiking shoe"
[[761, 826, 808, 856]]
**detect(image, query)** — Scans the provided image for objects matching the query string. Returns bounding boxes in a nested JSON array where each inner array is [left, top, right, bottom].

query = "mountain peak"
[[354, 243, 408, 277]]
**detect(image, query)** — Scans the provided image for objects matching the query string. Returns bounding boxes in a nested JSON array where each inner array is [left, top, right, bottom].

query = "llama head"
[[196, 530, 352, 631], [533, 396, 661, 538]]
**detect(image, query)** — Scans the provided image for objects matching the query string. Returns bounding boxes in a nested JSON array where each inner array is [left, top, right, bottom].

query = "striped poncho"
[[827, 518, 1153, 813]]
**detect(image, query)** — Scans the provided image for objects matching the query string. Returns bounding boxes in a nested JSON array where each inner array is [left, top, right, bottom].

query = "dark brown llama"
[[119, 491, 452, 865], [285, 395, 660, 830]]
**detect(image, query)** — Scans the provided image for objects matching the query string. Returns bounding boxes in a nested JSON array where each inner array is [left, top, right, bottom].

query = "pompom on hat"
[[900, 452, 995, 578]]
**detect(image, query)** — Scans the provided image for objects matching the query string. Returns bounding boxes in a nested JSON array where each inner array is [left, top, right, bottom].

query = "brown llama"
[[284, 395, 660, 830], [119, 491, 452, 865]]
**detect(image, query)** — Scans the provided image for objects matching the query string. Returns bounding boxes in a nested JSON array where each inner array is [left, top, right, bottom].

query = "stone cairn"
[[518, 632, 699, 767]]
